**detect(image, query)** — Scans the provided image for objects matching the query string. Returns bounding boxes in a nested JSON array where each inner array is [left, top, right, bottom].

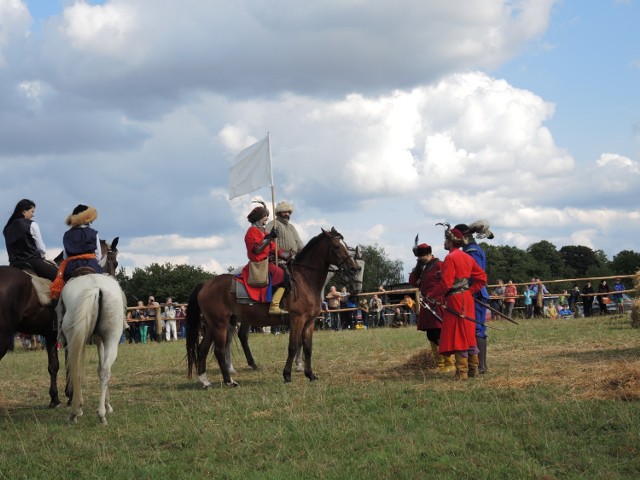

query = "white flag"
[[228, 134, 273, 200]]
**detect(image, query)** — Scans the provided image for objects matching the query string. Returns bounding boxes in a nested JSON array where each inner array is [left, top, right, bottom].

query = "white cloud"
[[0, 0, 30, 65], [128, 234, 225, 253], [61, 2, 136, 56]]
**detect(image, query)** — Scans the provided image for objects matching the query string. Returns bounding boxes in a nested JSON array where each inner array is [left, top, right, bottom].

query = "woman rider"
[[242, 202, 289, 315], [3, 198, 58, 280]]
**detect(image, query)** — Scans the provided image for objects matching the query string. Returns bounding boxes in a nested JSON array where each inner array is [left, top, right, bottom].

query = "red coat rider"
[[241, 203, 289, 315]]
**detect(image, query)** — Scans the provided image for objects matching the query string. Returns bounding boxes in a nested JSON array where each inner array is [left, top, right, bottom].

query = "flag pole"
[[267, 132, 278, 264]]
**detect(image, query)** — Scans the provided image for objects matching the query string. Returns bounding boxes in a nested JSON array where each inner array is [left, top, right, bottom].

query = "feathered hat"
[[65, 204, 97, 227], [454, 219, 494, 240], [247, 200, 269, 224], [436, 222, 465, 246], [413, 243, 432, 257]]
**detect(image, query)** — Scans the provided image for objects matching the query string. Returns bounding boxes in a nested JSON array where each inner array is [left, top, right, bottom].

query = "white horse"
[[58, 274, 125, 425]]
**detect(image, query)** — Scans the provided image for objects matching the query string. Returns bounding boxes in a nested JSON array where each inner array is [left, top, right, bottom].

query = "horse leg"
[[44, 333, 61, 408], [301, 321, 317, 382], [238, 322, 257, 370], [196, 327, 215, 389], [212, 325, 238, 387], [294, 345, 304, 372], [225, 325, 237, 375], [283, 317, 303, 383], [96, 335, 119, 425]]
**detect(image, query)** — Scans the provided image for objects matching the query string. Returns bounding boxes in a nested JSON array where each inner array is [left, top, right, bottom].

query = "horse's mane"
[[295, 229, 342, 263]]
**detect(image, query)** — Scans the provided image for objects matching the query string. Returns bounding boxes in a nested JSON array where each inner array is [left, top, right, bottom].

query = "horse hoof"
[[307, 374, 318, 382], [295, 365, 304, 372], [225, 380, 240, 387], [249, 363, 258, 370], [202, 384, 210, 390], [49, 398, 61, 409], [68, 415, 78, 424], [283, 376, 292, 383], [98, 416, 108, 425]]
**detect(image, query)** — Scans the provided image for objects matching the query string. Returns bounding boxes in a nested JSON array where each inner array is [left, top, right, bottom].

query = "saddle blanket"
[[230, 266, 265, 305], [24, 271, 54, 306]]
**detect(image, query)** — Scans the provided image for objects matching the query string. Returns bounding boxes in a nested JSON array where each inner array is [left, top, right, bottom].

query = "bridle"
[[293, 235, 357, 282]]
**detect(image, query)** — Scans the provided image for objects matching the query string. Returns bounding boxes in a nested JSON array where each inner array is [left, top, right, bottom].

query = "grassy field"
[[1, 315, 640, 480]]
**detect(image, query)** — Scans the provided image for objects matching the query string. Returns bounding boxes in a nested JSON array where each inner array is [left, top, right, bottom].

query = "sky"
[[1, 0, 639, 280]]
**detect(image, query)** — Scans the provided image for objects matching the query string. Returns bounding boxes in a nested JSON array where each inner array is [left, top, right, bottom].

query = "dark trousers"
[[20, 258, 58, 281]]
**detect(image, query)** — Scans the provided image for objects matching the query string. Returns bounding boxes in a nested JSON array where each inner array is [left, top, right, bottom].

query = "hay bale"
[[631, 298, 640, 328]]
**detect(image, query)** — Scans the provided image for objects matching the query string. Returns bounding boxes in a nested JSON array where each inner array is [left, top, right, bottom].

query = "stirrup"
[[269, 307, 289, 315]]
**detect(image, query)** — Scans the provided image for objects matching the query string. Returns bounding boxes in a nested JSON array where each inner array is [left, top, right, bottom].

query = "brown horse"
[[186, 227, 360, 387], [225, 247, 365, 375], [0, 237, 119, 408]]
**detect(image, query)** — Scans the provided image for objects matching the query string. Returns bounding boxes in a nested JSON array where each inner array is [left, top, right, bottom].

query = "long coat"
[[430, 248, 487, 355], [408, 257, 443, 331], [241, 225, 285, 302]]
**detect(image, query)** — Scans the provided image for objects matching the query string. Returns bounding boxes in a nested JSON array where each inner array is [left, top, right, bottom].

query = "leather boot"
[[454, 353, 469, 380], [443, 354, 456, 373], [468, 353, 479, 378], [429, 341, 446, 371], [269, 287, 289, 315], [477, 336, 488, 374]]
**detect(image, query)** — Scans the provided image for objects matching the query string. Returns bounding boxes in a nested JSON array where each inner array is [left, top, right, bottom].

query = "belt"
[[446, 277, 469, 296]]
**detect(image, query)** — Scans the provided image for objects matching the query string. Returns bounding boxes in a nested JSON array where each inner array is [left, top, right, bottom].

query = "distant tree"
[[117, 263, 213, 306], [526, 240, 563, 280], [586, 250, 612, 278], [484, 244, 532, 284], [559, 245, 599, 277], [610, 250, 640, 275], [358, 244, 404, 293]]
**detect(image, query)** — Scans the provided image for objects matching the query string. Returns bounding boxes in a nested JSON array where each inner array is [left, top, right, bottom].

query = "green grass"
[[1, 315, 640, 479]]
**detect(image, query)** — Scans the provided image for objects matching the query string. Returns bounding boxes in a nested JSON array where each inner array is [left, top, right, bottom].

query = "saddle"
[[71, 267, 96, 277]]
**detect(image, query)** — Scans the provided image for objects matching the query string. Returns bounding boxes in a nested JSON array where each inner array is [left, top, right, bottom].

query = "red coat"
[[430, 248, 487, 355], [240, 225, 285, 302], [408, 258, 443, 331]]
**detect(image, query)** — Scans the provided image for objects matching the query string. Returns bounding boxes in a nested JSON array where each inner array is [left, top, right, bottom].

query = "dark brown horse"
[[0, 237, 119, 408], [186, 227, 360, 387]]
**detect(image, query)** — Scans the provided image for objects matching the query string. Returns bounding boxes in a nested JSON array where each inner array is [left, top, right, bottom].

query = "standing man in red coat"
[[409, 243, 455, 373], [430, 225, 487, 380]]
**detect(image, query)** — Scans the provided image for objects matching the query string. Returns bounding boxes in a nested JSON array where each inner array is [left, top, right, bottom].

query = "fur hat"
[[275, 201, 294, 215], [413, 243, 432, 257], [449, 228, 465, 244], [437, 222, 466, 246], [247, 204, 269, 224], [65, 204, 97, 227]]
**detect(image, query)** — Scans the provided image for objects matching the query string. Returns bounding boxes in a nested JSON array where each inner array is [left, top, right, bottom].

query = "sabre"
[[474, 298, 519, 325], [418, 295, 443, 323], [421, 294, 501, 331]]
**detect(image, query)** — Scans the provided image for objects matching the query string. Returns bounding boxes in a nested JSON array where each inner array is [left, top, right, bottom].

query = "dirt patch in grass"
[[375, 342, 640, 402]]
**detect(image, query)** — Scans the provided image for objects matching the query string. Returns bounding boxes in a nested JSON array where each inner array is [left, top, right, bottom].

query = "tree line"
[[483, 241, 640, 288]]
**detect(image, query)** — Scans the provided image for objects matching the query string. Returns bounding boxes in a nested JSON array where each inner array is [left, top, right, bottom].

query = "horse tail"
[[186, 282, 204, 378], [65, 286, 101, 413]]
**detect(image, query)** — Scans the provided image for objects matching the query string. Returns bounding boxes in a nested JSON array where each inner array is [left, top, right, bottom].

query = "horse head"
[[100, 237, 119, 276], [322, 227, 361, 286]]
